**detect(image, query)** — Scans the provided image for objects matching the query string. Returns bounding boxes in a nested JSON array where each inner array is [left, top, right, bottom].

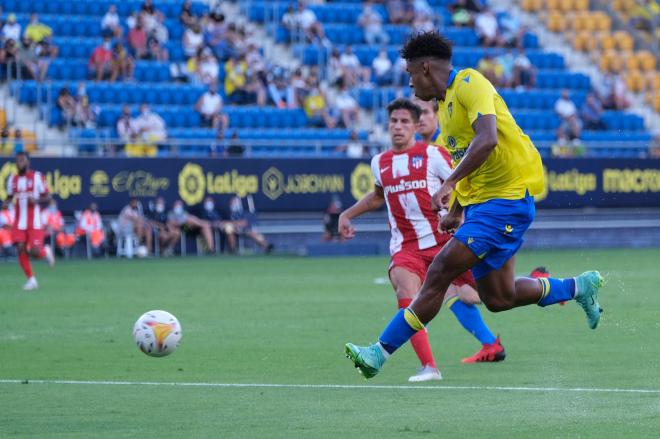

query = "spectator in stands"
[[630, 0, 659, 33], [340, 45, 370, 87], [292, 2, 330, 46], [42, 199, 75, 252], [359, 1, 390, 46], [267, 66, 294, 108], [24, 14, 52, 44], [290, 67, 309, 107], [334, 81, 359, 129], [372, 48, 393, 85], [146, 197, 180, 256], [34, 38, 56, 81], [499, 11, 525, 48], [413, 9, 435, 33], [140, 0, 158, 34], [56, 87, 77, 128], [195, 84, 229, 133], [599, 74, 631, 110], [147, 38, 169, 62], [304, 84, 336, 128], [89, 37, 113, 81], [180, 0, 197, 28], [183, 22, 204, 59], [336, 130, 366, 158], [391, 55, 408, 86], [198, 47, 220, 86], [554, 89, 582, 141], [227, 195, 273, 253], [513, 47, 536, 89], [151, 12, 169, 44], [224, 54, 251, 104], [128, 16, 148, 59], [0, 127, 12, 155], [224, 132, 245, 157], [551, 132, 585, 158], [496, 49, 514, 88], [2, 13, 21, 43], [0, 38, 19, 78], [580, 93, 607, 131], [475, 8, 502, 47], [477, 53, 504, 87], [118, 197, 152, 255], [17, 36, 40, 80], [200, 196, 237, 253], [134, 104, 167, 145], [116, 105, 137, 144], [323, 195, 343, 242], [101, 5, 123, 39], [74, 96, 99, 129], [111, 42, 135, 82], [387, 0, 415, 25], [77, 203, 106, 256], [205, 12, 231, 61], [449, 0, 478, 27], [168, 200, 215, 253], [327, 48, 344, 87]]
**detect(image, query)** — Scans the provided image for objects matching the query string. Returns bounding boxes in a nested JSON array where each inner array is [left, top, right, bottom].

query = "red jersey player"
[[3, 152, 55, 290], [339, 98, 503, 382]]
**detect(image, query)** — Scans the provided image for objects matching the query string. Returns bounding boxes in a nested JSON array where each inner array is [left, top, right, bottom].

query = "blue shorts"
[[454, 193, 535, 280]]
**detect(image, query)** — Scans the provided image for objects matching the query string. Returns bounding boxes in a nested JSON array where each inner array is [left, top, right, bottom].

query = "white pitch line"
[[0, 379, 659, 394]]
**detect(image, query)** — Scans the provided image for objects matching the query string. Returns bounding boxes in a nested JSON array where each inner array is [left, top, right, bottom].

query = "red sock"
[[397, 298, 437, 368], [37, 246, 46, 259], [18, 252, 33, 279]]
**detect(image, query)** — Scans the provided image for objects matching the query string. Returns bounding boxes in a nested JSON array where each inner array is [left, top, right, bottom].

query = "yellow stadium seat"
[[600, 34, 616, 50], [574, 0, 589, 10], [0, 109, 6, 129], [625, 70, 644, 93], [594, 12, 612, 32], [613, 30, 634, 51], [626, 54, 640, 71], [547, 12, 566, 32], [653, 73, 660, 91], [636, 51, 656, 71], [547, 0, 561, 10], [654, 93, 660, 112], [21, 130, 37, 153], [522, 0, 541, 11], [574, 31, 597, 51], [559, 0, 574, 11]]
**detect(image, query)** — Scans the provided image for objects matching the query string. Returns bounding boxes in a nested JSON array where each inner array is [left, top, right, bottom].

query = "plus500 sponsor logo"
[[384, 179, 427, 196]]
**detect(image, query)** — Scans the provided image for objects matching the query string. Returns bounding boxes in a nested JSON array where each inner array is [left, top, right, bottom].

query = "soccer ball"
[[133, 310, 182, 357], [136, 245, 148, 258]]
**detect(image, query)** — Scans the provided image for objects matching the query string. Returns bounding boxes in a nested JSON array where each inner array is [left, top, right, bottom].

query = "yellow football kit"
[[436, 68, 544, 207]]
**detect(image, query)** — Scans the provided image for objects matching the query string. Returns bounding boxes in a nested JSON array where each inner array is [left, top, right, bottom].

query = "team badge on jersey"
[[411, 156, 423, 169]]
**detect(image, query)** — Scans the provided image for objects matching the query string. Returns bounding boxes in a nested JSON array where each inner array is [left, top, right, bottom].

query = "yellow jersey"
[[436, 68, 544, 206]]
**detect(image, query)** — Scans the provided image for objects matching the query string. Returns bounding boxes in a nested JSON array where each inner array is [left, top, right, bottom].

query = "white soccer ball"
[[136, 245, 148, 258], [133, 310, 182, 357]]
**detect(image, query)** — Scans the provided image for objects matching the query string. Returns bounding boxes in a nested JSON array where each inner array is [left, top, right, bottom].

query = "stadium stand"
[[0, 0, 655, 158]]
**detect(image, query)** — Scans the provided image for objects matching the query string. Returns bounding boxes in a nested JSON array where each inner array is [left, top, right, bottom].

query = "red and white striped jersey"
[[6, 170, 49, 230], [371, 142, 453, 255]]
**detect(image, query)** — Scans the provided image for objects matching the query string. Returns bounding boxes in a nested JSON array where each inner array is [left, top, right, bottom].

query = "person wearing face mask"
[[77, 203, 106, 255], [199, 196, 237, 253], [41, 200, 75, 252], [146, 197, 180, 256], [134, 103, 167, 145], [89, 36, 114, 81], [168, 200, 215, 253]]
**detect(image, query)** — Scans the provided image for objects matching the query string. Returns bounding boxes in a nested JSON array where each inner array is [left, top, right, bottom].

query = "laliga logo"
[[0, 161, 17, 200], [262, 167, 284, 201], [350, 163, 373, 201], [178, 163, 206, 205], [90, 170, 110, 197]]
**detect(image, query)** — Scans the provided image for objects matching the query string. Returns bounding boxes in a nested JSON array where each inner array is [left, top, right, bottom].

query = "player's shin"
[[18, 252, 33, 278], [399, 298, 437, 367], [447, 295, 497, 345], [378, 307, 424, 355], [537, 277, 576, 307]]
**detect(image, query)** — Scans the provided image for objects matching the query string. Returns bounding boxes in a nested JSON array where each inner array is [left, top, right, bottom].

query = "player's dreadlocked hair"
[[401, 31, 453, 61], [387, 98, 422, 122]]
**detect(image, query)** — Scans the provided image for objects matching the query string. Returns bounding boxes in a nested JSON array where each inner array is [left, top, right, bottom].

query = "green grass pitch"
[[1, 249, 660, 438]]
